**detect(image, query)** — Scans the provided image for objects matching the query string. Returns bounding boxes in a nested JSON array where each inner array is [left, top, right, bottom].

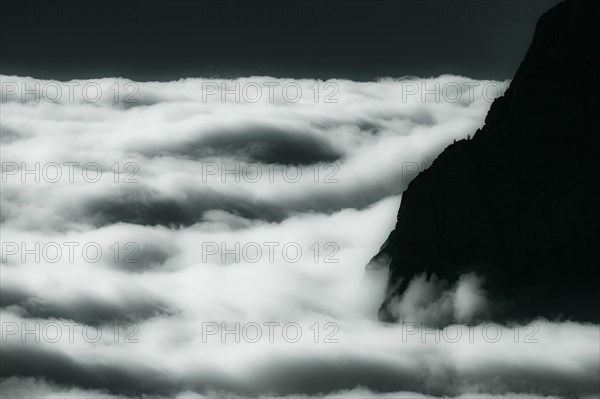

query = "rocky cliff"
[[372, 0, 600, 324]]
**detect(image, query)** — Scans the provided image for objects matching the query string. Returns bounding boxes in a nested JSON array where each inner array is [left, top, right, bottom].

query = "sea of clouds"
[[0, 75, 598, 398]]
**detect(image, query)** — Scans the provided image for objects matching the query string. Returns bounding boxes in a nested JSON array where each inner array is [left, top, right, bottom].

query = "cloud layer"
[[1, 75, 598, 398]]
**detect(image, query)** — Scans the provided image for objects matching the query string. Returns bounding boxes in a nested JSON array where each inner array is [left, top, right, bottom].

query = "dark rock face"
[[374, 0, 600, 323]]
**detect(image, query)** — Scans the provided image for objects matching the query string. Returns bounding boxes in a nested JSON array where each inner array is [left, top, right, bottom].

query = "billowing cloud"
[[385, 272, 490, 326], [1, 75, 598, 398]]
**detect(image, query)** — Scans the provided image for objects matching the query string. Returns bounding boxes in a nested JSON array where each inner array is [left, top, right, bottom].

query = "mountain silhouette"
[[370, 0, 600, 324]]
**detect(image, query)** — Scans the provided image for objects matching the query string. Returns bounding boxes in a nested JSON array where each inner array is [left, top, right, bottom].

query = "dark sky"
[[1, 0, 560, 81]]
